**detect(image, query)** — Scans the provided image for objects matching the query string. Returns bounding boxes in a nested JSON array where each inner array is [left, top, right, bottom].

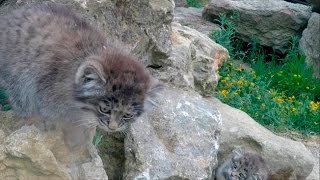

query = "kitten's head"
[[74, 49, 162, 132], [221, 148, 268, 180]]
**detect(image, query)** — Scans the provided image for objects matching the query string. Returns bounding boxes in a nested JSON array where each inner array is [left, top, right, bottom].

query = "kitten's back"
[[0, 2, 105, 118]]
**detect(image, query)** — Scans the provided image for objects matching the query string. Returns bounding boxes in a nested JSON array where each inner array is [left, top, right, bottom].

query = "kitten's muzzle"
[[108, 120, 118, 130]]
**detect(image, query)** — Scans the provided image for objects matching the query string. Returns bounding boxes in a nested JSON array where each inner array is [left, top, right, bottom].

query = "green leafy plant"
[[93, 128, 104, 147], [210, 11, 241, 58]]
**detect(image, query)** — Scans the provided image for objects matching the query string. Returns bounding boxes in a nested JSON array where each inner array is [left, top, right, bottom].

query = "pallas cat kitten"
[[216, 148, 269, 180], [0, 2, 160, 148]]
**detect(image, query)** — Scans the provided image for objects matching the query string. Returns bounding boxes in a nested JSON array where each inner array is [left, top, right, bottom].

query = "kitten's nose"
[[108, 120, 118, 130]]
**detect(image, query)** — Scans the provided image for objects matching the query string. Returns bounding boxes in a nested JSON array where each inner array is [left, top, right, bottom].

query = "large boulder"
[[203, 0, 312, 53], [174, 7, 220, 36], [154, 22, 228, 96], [299, 12, 320, 77], [124, 87, 221, 179], [0, 112, 107, 180], [211, 98, 315, 180]]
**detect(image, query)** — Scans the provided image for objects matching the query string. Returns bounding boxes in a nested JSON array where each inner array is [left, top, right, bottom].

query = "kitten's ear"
[[144, 78, 164, 111], [75, 60, 106, 85]]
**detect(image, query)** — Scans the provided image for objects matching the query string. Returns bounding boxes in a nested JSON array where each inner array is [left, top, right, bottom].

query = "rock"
[[174, 0, 188, 7], [299, 12, 320, 77], [211, 98, 315, 180], [0, 112, 108, 180], [154, 22, 228, 96], [174, 7, 220, 36], [303, 136, 320, 180], [203, 0, 312, 53], [124, 87, 221, 179], [0, 0, 174, 67]]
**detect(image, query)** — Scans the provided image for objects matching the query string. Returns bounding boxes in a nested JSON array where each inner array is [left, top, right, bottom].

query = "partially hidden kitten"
[[216, 148, 269, 180], [0, 2, 161, 149]]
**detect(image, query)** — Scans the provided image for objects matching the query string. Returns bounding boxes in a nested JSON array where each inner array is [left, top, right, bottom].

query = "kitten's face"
[[74, 50, 160, 132], [229, 157, 249, 180], [219, 149, 267, 180], [94, 96, 144, 132]]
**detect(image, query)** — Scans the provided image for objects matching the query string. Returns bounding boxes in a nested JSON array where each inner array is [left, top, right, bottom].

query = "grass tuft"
[[0, 88, 11, 111], [186, 0, 205, 8]]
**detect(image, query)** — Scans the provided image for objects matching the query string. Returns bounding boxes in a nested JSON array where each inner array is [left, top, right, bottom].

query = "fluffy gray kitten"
[[0, 2, 160, 149], [216, 148, 269, 180]]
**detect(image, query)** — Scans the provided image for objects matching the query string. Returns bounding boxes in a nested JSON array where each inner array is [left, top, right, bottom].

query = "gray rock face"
[[0, 113, 108, 180], [174, 7, 220, 36], [174, 0, 188, 7], [299, 12, 320, 77], [211, 98, 315, 180], [124, 87, 221, 179], [203, 0, 312, 53], [155, 22, 228, 96]]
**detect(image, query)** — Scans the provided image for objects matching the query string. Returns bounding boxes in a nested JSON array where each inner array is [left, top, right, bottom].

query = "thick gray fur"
[[216, 148, 269, 180]]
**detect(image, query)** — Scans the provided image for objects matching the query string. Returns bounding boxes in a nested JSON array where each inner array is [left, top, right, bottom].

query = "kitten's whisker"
[[74, 120, 98, 128], [147, 98, 159, 107], [71, 119, 96, 125]]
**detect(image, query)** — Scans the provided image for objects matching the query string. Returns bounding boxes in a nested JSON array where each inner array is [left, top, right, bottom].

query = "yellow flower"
[[233, 91, 238, 95], [237, 80, 244, 86], [276, 97, 284, 104], [220, 90, 229, 97], [309, 101, 320, 111], [291, 107, 297, 113], [288, 96, 295, 102], [236, 67, 242, 72]]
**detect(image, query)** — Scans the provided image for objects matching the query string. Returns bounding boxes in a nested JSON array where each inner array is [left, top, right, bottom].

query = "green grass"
[[187, 0, 203, 8], [211, 13, 320, 135], [0, 88, 11, 111], [93, 128, 104, 148]]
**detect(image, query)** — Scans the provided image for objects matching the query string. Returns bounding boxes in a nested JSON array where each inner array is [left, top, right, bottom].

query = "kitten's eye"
[[84, 77, 94, 83], [123, 113, 134, 120], [99, 106, 111, 115]]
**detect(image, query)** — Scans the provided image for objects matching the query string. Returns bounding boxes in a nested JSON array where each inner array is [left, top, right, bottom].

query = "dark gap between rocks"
[[97, 131, 125, 180]]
